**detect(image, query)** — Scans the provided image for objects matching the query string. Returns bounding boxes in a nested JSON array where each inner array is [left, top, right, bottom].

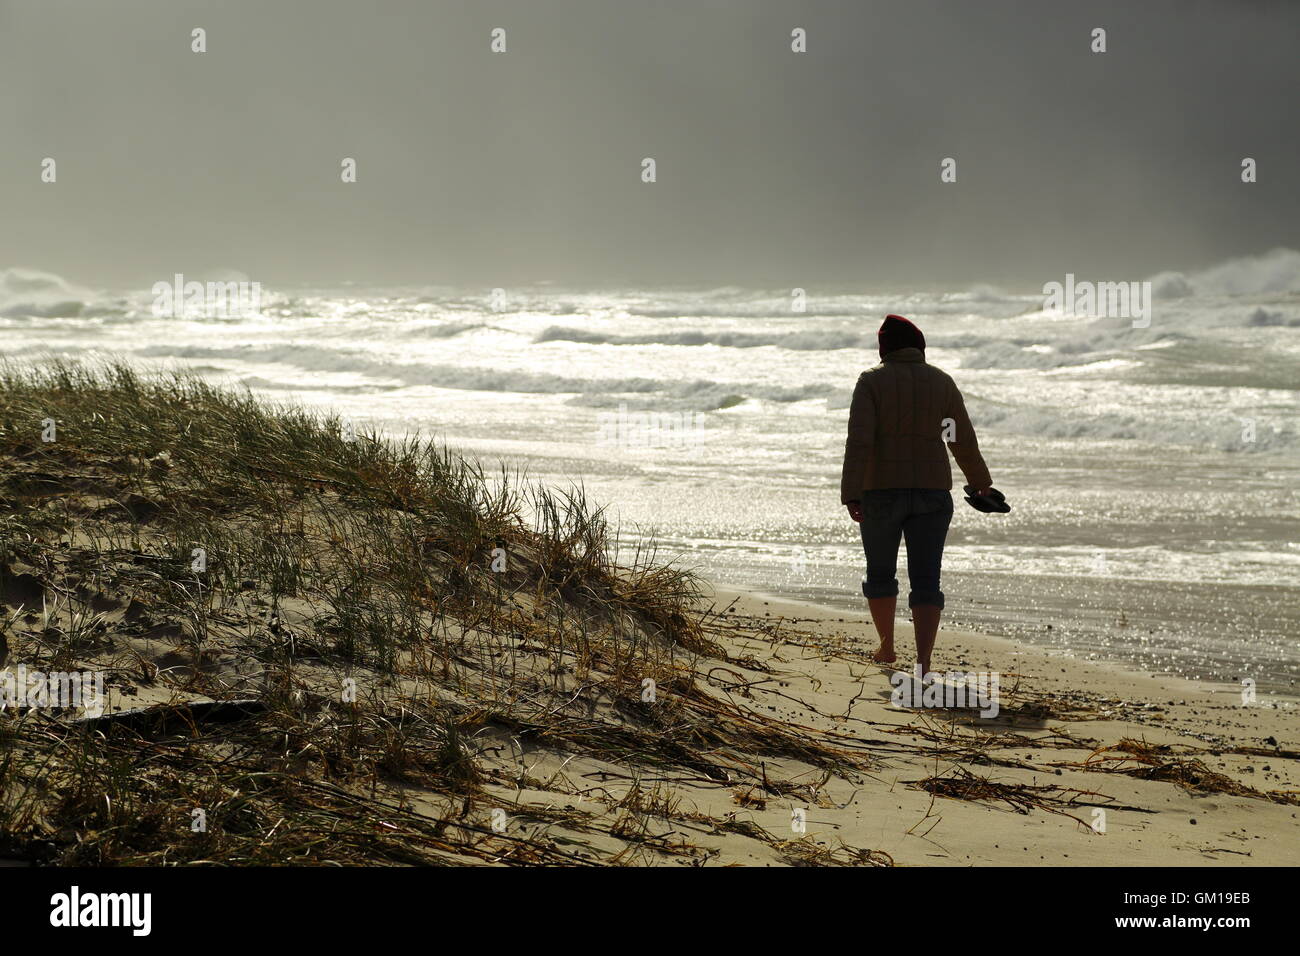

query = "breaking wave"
[[1149, 247, 1300, 299], [132, 343, 834, 411]]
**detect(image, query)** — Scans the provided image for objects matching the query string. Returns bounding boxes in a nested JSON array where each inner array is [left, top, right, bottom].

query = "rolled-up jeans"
[[858, 488, 953, 609]]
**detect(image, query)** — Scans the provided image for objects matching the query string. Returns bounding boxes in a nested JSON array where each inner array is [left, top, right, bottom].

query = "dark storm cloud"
[[0, 0, 1295, 289]]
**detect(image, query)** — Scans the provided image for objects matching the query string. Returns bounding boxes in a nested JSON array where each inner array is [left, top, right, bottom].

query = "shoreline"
[[708, 568, 1300, 701], [714, 580, 1300, 711]]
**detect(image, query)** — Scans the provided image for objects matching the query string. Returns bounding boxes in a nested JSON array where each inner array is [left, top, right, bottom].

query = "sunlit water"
[[3, 261, 1297, 694]]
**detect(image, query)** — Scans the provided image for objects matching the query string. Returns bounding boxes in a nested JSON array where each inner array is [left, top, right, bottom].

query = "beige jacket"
[[840, 347, 992, 503]]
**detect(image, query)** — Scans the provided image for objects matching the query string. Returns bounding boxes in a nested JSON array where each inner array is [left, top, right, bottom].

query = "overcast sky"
[[1, 0, 1295, 290]]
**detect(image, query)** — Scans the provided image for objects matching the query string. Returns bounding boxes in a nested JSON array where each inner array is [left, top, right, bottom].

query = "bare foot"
[[872, 644, 896, 664]]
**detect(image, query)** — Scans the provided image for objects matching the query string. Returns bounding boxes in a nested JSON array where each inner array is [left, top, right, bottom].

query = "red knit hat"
[[878, 313, 925, 356]]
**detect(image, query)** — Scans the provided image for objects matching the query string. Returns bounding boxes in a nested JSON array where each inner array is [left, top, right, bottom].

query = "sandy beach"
[[686, 586, 1299, 865]]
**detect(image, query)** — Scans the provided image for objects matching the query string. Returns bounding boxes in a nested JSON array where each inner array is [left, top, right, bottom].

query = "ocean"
[[3, 250, 1298, 694]]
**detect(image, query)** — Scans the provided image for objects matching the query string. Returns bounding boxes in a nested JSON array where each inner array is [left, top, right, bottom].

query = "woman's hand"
[[846, 501, 862, 523]]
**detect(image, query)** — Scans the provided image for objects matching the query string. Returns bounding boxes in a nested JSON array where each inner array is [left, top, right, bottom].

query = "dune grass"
[[0, 361, 866, 865]]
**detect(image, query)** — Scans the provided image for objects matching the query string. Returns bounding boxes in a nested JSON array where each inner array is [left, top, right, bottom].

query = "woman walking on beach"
[[841, 314, 994, 676]]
